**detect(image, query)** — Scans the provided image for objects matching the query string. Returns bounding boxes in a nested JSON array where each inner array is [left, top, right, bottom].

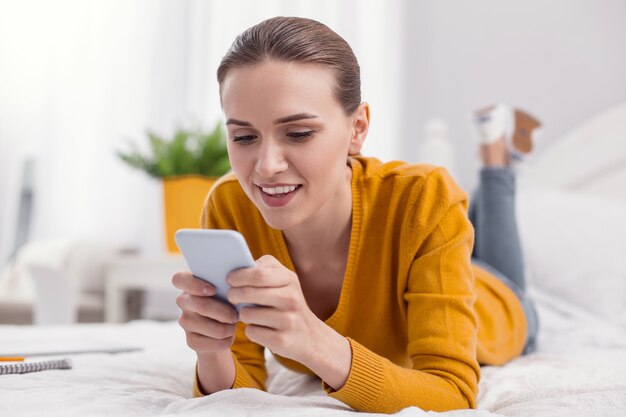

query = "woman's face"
[[220, 60, 368, 231]]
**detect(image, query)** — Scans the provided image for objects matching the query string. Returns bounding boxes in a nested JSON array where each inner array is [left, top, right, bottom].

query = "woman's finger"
[[179, 310, 236, 340], [227, 264, 291, 288], [172, 270, 216, 296], [243, 323, 277, 347], [227, 286, 298, 311], [238, 305, 287, 329], [177, 292, 238, 324], [185, 330, 235, 353]]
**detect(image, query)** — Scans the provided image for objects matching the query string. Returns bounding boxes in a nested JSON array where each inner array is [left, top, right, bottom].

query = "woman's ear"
[[348, 102, 370, 155]]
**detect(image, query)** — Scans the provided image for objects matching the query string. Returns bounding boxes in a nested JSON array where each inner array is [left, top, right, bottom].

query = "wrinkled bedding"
[[1, 287, 625, 417]]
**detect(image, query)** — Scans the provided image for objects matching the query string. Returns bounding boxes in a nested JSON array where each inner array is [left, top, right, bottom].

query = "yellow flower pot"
[[163, 175, 216, 253]]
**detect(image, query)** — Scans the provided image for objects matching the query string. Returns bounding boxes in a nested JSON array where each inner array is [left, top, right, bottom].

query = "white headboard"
[[522, 102, 626, 203]]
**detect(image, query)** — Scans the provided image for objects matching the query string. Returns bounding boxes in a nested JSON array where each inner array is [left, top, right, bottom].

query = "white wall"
[[1, 0, 625, 264], [193, 0, 405, 163], [0, 1, 192, 263], [0, 0, 406, 262], [404, 0, 626, 191]]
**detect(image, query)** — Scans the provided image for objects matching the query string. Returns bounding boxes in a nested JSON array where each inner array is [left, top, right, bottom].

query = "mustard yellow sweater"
[[193, 156, 527, 413]]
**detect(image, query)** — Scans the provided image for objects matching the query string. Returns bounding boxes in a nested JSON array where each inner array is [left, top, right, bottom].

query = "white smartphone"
[[174, 228, 256, 311]]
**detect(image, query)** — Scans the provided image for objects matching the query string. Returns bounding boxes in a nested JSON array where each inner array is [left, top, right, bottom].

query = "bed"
[[1, 103, 625, 417]]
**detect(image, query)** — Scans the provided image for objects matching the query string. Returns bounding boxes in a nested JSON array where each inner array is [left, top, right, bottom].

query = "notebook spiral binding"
[[0, 358, 72, 375]]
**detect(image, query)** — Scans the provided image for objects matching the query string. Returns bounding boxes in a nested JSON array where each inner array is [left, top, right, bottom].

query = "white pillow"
[[517, 184, 626, 327], [0, 239, 123, 301]]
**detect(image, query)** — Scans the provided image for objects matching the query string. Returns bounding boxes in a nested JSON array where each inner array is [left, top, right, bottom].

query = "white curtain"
[[187, 0, 406, 161], [0, 0, 406, 262]]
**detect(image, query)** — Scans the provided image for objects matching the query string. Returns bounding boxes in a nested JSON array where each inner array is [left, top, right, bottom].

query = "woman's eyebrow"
[[225, 118, 252, 127], [225, 113, 318, 127], [274, 113, 318, 124]]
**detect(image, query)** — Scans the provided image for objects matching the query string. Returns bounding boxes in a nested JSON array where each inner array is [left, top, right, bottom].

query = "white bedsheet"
[[1, 287, 625, 417]]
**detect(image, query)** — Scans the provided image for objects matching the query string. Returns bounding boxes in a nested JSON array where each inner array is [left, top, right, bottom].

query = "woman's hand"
[[226, 255, 323, 363], [172, 271, 239, 355]]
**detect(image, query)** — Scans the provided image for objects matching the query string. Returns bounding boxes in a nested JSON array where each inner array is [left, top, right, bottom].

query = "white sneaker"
[[473, 103, 542, 162]]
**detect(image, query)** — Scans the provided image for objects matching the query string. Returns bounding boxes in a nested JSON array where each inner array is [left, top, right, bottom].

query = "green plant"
[[117, 122, 231, 178]]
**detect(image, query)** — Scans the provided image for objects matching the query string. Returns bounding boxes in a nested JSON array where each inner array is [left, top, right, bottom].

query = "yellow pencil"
[[0, 357, 25, 361]]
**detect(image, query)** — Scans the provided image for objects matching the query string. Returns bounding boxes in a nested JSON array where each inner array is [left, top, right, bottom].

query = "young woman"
[[171, 16, 539, 413]]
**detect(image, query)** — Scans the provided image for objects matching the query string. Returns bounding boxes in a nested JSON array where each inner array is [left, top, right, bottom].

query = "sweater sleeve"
[[193, 182, 268, 395], [323, 170, 480, 413]]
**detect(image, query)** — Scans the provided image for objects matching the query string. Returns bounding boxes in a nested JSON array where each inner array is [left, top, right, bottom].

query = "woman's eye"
[[232, 135, 257, 144], [232, 131, 314, 144], [287, 131, 314, 141]]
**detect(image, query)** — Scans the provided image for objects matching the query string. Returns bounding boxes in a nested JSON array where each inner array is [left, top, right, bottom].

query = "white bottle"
[[418, 118, 456, 178]]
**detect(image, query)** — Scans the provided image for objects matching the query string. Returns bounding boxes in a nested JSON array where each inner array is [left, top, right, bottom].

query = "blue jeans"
[[468, 167, 539, 354]]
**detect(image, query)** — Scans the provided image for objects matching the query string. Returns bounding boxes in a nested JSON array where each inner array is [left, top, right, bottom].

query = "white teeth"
[[261, 185, 298, 195]]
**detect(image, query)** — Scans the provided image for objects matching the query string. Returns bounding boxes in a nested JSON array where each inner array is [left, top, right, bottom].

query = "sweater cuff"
[[322, 337, 385, 411], [231, 352, 258, 389]]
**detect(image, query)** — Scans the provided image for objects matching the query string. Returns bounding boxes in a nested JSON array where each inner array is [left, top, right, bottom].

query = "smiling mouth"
[[259, 184, 302, 197]]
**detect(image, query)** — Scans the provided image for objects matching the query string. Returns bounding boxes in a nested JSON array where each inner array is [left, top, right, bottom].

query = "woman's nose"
[[255, 140, 288, 178]]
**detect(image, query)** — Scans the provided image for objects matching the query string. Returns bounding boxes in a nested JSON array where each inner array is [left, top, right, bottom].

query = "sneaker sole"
[[512, 109, 541, 154]]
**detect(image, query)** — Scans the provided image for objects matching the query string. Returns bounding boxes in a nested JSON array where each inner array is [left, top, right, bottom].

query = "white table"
[[105, 255, 187, 323]]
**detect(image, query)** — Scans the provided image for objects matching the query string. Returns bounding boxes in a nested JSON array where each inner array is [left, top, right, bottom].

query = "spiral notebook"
[[0, 358, 72, 375]]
